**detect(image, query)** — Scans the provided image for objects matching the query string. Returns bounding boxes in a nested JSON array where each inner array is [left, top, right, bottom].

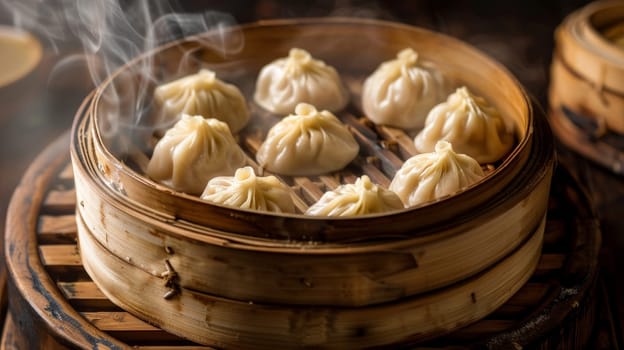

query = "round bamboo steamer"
[[549, 0, 624, 135], [4, 132, 600, 350], [70, 18, 555, 347], [73, 105, 553, 308]]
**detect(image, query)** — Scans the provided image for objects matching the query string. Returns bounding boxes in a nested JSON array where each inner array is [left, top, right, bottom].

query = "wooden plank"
[[489, 283, 552, 318], [543, 220, 566, 246], [38, 244, 86, 279], [354, 158, 391, 188], [341, 113, 378, 140], [376, 125, 419, 160], [38, 215, 77, 244], [39, 245, 81, 267], [81, 312, 185, 343], [83, 312, 156, 331], [349, 124, 402, 178], [318, 175, 341, 191], [449, 319, 515, 339], [58, 163, 74, 181], [57, 282, 117, 310], [534, 254, 566, 275], [293, 177, 324, 204], [43, 189, 76, 213], [504, 283, 551, 306], [39, 215, 76, 235], [490, 304, 531, 317]]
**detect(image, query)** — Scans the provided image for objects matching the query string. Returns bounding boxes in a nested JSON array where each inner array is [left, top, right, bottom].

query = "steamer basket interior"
[[87, 18, 535, 241]]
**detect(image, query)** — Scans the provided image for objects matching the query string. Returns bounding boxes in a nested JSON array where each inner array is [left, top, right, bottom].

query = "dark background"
[[6, 0, 622, 343]]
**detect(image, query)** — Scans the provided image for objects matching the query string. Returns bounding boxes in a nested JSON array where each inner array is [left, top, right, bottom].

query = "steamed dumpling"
[[256, 103, 359, 176], [254, 48, 349, 114], [414, 86, 514, 164], [154, 69, 249, 133], [146, 115, 247, 195], [362, 48, 451, 129], [390, 140, 484, 207], [201, 166, 295, 213], [306, 175, 404, 216]]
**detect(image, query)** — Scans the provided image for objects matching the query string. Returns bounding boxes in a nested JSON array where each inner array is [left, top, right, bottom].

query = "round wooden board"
[[4, 132, 601, 349]]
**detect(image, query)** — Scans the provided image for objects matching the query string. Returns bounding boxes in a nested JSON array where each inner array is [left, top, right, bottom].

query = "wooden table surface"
[[0, 0, 621, 346]]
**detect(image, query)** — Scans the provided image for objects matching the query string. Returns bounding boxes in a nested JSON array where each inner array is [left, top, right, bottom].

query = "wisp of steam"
[[0, 0, 244, 141]]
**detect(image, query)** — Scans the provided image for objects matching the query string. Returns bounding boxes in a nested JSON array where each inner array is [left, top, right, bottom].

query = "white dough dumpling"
[[306, 175, 404, 216], [154, 69, 250, 133], [414, 86, 514, 164], [146, 115, 247, 195], [254, 48, 349, 114], [390, 140, 485, 207], [256, 103, 359, 176], [362, 48, 451, 129], [201, 166, 295, 213]]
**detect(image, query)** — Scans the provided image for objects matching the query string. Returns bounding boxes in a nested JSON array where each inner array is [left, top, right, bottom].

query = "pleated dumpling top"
[[202, 166, 295, 213], [362, 48, 451, 129], [414, 86, 514, 164], [154, 69, 249, 133], [146, 115, 246, 195], [306, 175, 404, 216], [390, 140, 485, 207], [254, 48, 349, 114]]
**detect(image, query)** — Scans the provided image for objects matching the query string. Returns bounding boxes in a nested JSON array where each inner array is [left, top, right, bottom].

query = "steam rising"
[[0, 0, 243, 134]]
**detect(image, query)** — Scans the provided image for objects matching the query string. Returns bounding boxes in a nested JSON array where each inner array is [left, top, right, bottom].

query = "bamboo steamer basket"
[[549, 0, 624, 135], [70, 18, 555, 348]]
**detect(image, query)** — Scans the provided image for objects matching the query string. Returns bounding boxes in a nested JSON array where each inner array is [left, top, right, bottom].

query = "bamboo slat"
[[43, 188, 76, 213], [37, 214, 77, 244], [39, 245, 81, 267], [57, 282, 115, 310]]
